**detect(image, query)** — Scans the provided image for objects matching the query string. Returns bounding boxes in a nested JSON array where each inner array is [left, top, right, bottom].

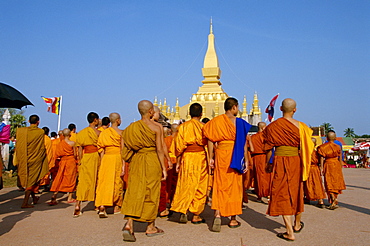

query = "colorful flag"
[[265, 94, 279, 122], [41, 96, 60, 115]]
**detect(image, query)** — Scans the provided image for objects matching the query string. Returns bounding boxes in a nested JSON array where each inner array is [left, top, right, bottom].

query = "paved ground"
[[0, 168, 369, 246]]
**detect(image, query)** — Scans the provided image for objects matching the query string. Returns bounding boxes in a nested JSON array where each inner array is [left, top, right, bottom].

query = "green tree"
[[0, 108, 26, 137], [343, 128, 356, 138], [321, 122, 334, 135]]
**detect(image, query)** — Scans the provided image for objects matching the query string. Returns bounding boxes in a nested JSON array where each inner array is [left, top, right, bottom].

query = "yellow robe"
[[171, 119, 208, 215], [95, 128, 124, 207], [75, 127, 100, 201], [70, 132, 77, 142], [14, 126, 49, 189], [121, 120, 162, 222]]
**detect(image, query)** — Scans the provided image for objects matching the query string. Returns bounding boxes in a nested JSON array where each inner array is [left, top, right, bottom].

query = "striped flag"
[[41, 96, 60, 115], [265, 94, 279, 122]]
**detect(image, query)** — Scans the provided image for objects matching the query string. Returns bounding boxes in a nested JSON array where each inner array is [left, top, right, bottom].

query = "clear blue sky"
[[1, 1, 369, 135]]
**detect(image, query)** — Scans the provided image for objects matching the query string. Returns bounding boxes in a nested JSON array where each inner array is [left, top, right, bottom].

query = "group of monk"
[[12, 97, 346, 242]]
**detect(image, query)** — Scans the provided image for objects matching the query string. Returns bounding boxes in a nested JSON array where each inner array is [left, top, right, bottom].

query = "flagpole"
[[57, 95, 63, 132]]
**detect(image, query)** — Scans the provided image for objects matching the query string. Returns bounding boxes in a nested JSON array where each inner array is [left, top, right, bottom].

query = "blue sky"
[[1, 1, 369, 135]]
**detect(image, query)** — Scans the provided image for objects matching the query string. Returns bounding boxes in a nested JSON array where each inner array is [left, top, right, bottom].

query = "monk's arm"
[[120, 137, 125, 176], [248, 135, 254, 153], [155, 127, 167, 181], [320, 156, 324, 176], [78, 146, 83, 164], [243, 140, 249, 173], [265, 149, 273, 173], [207, 140, 215, 169], [175, 153, 183, 173]]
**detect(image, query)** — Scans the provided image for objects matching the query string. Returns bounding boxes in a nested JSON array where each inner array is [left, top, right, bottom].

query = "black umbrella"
[[0, 82, 34, 109]]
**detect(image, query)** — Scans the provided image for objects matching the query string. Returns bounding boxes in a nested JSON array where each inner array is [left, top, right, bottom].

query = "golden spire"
[[202, 18, 221, 85], [253, 92, 261, 115], [242, 95, 248, 118], [163, 98, 168, 115], [159, 99, 162, 111], [174, 98, 180, 121], [210, 16, 213, 34], [154, 96, 158, 107]]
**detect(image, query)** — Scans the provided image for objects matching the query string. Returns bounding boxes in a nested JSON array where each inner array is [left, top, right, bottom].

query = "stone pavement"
[[0, 168, 369, 246]]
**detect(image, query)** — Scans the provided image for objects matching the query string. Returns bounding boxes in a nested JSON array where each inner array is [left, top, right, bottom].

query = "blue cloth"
[[230, 118, 252, 173]]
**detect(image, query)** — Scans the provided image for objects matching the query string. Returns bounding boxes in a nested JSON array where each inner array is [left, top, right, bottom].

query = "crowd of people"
[[6, 97, 346, 242]]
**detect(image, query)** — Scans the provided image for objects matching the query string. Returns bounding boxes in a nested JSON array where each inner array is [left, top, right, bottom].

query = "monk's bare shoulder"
[[284, 117, 300, 128]]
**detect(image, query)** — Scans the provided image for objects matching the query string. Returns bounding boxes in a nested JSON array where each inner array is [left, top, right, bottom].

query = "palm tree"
[[343, 128, 355, 138], [9, 114, 26, 137], [321, 122, 334, 135]]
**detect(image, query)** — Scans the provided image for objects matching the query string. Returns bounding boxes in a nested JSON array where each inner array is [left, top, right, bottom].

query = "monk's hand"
[[176, 163, 181, 173], [209, 158, 215, 169], [161, 169, 168, 181], [243, 166, 248, 173], [167, 160, 173, 170]]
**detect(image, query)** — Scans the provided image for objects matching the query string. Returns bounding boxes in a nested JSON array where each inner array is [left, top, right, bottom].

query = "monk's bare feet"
[[32, 196, 40, 205], [146, 226, 164, 236], [114, 206, 121, 214], [228, 219, 241, 228], [277, 232, 295, 241], [73, 206, 82, 218], [159, 208, 169, 217], [21, 204, 34, 209]]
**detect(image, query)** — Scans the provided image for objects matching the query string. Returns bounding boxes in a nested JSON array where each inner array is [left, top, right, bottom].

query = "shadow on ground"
[[0, 188, 72, 236]]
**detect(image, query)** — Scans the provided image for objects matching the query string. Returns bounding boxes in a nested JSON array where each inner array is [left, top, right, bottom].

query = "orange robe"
[[318, 142, 346, 195], [158, 135, 177, 213], [203, 114, 242, 217], [39, 135, 54, 186], [251, 132, 271, 199], [50, 140, 77, 192], [75, 127, 100, 201], [14, 125, 49, 191], [263, 118, 304, 216], [303, 150, 326, 201], [95, 128, 124, 207], [171, 119, 209, 215], [50, 138, 60, 178]]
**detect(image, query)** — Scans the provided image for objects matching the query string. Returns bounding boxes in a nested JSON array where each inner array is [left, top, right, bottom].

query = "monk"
[[97, 116, 110, 131], [39, 127, 54, 191], [251, 122, 271, 202], [74, 112, 101, 217], [303, 138, 326, 208], [203, 97, 251, 232], [318, 131, 346, 210], [263, 98, 314, 241], [14, 115, 49, 208], [242, 135, 254, 205], [68, 123, 77, 142], [95, 113, 124, 218], [121, 100, 167, 242], [171, 103, 209, 224], [48, 128, 77, 204], [159, 123, 178, 217], [152, 106, 173, 217]]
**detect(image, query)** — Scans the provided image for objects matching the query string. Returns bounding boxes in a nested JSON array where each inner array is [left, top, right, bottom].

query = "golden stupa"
[[154, 20, 262, 125]]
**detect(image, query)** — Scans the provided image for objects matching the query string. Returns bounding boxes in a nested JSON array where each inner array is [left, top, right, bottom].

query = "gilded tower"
[[155, 20, 262, 125]]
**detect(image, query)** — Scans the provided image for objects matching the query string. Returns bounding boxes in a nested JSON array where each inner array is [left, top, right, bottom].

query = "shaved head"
[[109, 112, 120, 124], [58, 130, 63, 136], [138, 100, 153, 116], [311, 137, 317, 145], [152, 106, 160, 121], [281, 98, 296, 113], [153, 106, 160, 113], [62, 128, 71, 137], [171, 123, 178, 133], [327, 131, 336, 141], [257, 122, 266, 131]]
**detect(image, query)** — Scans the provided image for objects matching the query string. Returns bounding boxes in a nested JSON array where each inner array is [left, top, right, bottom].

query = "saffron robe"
[[158, 135, 177, 213], [39, 135, 54, 186], [171, 119, 209, 215], [70, 132, 77, 142], [203, 114, 242, 217], [14, 125, 49, 189], [318, 142, 346, 194], [75, 127, 100, 201], [50, 140, 77, 192], [263, 118, 307, 216], [251, 131, 271, 198], [95, 128, 124, 207], [303, 150, 326, 200], [121, 120, 162, 222]]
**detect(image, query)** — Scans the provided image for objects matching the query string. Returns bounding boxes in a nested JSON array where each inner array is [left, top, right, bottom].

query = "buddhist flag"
[[41, 96, 60, 115], [265, 94, 279, 122]]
